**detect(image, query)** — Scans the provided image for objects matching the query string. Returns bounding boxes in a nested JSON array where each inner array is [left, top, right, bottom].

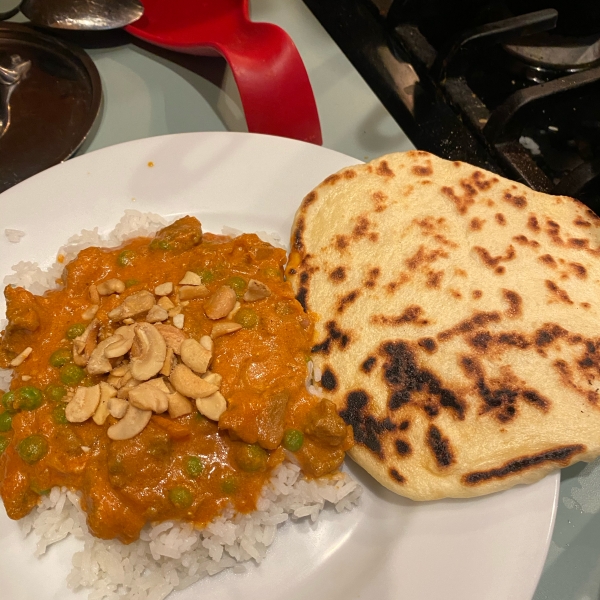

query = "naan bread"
[[287, 150, 600, 500]]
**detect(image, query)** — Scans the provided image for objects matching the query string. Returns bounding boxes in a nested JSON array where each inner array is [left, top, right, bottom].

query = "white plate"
[[0, 132, 559, 600]]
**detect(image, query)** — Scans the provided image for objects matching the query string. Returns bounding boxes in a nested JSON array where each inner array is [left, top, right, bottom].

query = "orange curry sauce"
[[0, 217, 352, 543]]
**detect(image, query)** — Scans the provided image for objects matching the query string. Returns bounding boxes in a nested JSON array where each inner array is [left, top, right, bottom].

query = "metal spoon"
[[19, 0, 144, 30]]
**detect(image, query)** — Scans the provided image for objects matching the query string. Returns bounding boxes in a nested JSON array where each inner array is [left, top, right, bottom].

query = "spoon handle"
[[0, 5, 19, 20]]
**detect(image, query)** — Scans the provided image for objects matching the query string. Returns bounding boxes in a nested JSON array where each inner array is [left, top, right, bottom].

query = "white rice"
[[2, 211, 361, 599], [4, 229, 25, 243]]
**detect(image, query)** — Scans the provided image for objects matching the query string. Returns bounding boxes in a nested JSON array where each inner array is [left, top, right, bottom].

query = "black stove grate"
[[303, 0, 600, 209]]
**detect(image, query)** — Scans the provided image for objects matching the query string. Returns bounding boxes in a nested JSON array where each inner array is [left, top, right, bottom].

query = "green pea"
[[168, 486, 194, 509], [149, 239, 171, 251], [275, 301, 292, 316], [66, 323, 86, 339], [30, 483, 50, 496], [282, 429, 304, 452], [49, 348, 72, 368], [117, 249, 136, 267], [234, 443, 267, 472], [45, 384, 67, 402], [0, 435, 9, 455], [125, 279, 139, 288], [0, 412, 12, 432], [185, 456, 204, 478], [59, 363, 85, 386], [52, 404, 68, 425], [1, 391, 15, 412], [17, 435, 48, 464], [15, 386, 43, 411], [234, 307, 259, 329], [221, 476, 238, 495], [199, 269, 214, 283], [227, 276, 247, 298]]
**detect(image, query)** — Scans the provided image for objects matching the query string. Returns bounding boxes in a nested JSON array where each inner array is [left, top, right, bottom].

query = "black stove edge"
[[303, 0, 506, 175]]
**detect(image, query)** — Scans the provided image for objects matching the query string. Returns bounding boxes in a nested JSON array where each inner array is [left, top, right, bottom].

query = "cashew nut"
[[173, 314, 185, 329], [146, 305, 169, 323], [146, 377, 171, 393], [157, 296, 175, 310], [154, 282, 173, 296], [168, 306, 182, 318], [107, 404, 152, 440], [10, 347, 32, 367], [154, 324, 187, 354], [160, 347, 174, 376], [179, 271, 203, 285], [108, 396, 129, 418], [180, 338, 212, 374], [89, 284, 100, 304], [104, 325, 135, 358], [93, 382, 117, 425], [73, 319, 100, 367], [244, 279, 271, 302], [128, 381, 169, 413], [111, 364, 129, 377], [97, 278, 126, 296], [179, 285, 209, 300], [204, 286, 237, 320], [87, 335, 121, 375], [66, 385, 101, 423], [166, 391, 192, 418], [108, 290, 156, 321], [117, 377, 141, 399], [211, 322, 242, 339], [82, 305, 99, 320], [200, 335, 213, 352], [196, 392, 227, 421], [202, 372, 222, 387], [169, 364, 219, 399], [130, 323, 167, 381], [227, 301, 241, 319]]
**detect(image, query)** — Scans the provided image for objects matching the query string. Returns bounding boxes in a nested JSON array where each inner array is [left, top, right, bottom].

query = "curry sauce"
[[0, 217, 352, 543]]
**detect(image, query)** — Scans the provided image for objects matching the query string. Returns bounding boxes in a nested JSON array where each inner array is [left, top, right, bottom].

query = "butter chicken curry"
[[0, 217, 353, 543]]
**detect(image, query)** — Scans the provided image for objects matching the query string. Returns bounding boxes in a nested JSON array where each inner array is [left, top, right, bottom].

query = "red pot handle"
[[126, 3, 322, 145]]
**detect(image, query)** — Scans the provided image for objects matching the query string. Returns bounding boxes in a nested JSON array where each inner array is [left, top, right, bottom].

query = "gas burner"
[[505, 32, 600, 70]]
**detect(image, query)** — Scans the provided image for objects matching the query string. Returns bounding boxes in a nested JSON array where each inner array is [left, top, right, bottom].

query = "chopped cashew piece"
[[178, 285, 209, 300], [93, 382, 117, 425], [146, 305, 169, 323], [170, 364, 219, 399], [154, 282, 173, 296], [82, 305, 99, 320], [168, 306, 182, 318], [202, 372, 223, 387], [87, 335, 121, 375], [160, 347, 174, 376], [128, 381, 169, 413], [157, 296, 175, 310], [111, 364, 129, 377], [199, 335, 213, 352], [107, 405, 152, 440], [97, 278, 126, 296], [130, 323, 167, 381], [123, 318, 135, 325], [89, 284, 100, 304], [104, 325, 135, 358], [73, 319, 100, 367], [10, 347, 32, 367], [227, 301, 241, 319], [154, 324, 187, 354], [108, 396, 129, 418], [108, 290, 155, 321], [117, 377, 140, 399], [211, 322, 242, 339], [244, 279, 271, 302], [204, 286, 237, 320], [179, 271, 203, 285], [66, 385, 101, 423], [173, 314, 185, 329], [180, 338, 212, 374], [167, 392, 193, 418], [196, 392, 227, 421], [146, 377, 171, 394]]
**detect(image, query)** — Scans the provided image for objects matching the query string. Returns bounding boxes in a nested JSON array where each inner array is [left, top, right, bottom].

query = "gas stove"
[[302, 0, 600, 209]]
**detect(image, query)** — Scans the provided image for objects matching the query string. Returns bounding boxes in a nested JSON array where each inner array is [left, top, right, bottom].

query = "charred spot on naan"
[[320, 367, 338, 391], [502, 289, 522, 318], [311, 321, 352, 355], [460, 356, 550, 422], [495, 213, 506, 225], [462, 445, 585, 486], [329, 266, 346, 283], [502, 191, 527, 208], [364, 267, 380, 288], [513, 234, 540, 248], [389, 469, 406, 483], [545, 280, 574, 304], [337, 289, 361, 313], [379, 341, 465, 419], [437, 311, 502, 342], [371, 305, 429, 326], [372, 191, 388, 212], [361, 356, 377, 373], [418, 337, 437, 353], [338, 389, 397, 456], [427, 425, 455, 468], [470, 217, 485, 231], [472, 244, 516, 274]]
